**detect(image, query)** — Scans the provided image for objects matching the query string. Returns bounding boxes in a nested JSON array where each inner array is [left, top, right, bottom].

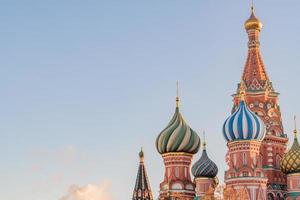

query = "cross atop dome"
[[230, 4, 288, 196], [176, 81, 180, 108], [294, 116, 298, 137]]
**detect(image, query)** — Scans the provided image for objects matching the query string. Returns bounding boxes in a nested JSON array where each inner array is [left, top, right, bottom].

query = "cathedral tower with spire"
[[129, 3, 300, 200], [132, 149, 154, 200], [156, 86, 201, 200], [223, 94, 268, 199], [231, 6, 288, 198]]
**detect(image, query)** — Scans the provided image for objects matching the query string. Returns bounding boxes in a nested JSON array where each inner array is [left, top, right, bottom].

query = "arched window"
[[242, 171, 249, 177], [256, 172, 261, 177], [184, 167, 188, 178], [268, 193, 275, 200], [276, 193, 283, 200]]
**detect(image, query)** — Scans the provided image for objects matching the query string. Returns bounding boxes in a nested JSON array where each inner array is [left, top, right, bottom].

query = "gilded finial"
[[139, 147, 144, 162], [294, 116, 298, 138], [176, 81, 180, 108], [240, 90, 246, 102], [203, 131, 207, 149], [244, 0, 262, 31], [251, 0, 254, 12]]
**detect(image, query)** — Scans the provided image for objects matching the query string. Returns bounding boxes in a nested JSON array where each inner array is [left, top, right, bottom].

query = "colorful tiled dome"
[[156, 97, 200, 155], [280, 129, 300, 174], [223, 99, 266, 142], [192, 141, 218, 178]]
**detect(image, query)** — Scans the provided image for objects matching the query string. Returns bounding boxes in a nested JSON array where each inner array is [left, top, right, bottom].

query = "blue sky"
[[1, 1, 300, 199]]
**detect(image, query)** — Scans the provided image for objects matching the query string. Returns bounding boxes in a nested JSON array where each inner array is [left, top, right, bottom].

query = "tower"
[[132, 149, 154, 200], [223, 96, 268, 200], [280, 119, 300, 200], [156, 89, 201, 200], [232, 6, 288, 197], [192, 135, 219, 200]]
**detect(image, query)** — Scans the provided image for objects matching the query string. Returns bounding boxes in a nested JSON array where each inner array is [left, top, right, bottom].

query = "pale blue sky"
[[1, 1, 300, 200]]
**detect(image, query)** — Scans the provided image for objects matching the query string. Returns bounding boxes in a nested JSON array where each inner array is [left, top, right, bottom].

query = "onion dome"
[[280, 126, 300, 174], [245, 6, 263, 31], [222, 98, 266, 142], [156, 90, 200, 154], [192, 139, 218, 178]]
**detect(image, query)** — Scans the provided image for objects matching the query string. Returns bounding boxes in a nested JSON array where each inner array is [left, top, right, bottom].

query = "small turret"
[[132, 148, 153, 200], [192, 134, 219, 199]]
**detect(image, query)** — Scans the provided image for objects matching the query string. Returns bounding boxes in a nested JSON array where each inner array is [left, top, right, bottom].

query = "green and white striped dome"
[[156, 101, 200, 155]]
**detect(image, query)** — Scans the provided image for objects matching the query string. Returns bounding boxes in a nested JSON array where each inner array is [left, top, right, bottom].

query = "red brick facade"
[[231, 8, 289, 199], [158, 153, 195, 200]]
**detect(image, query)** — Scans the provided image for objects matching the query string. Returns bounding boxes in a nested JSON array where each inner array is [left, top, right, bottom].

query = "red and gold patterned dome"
[[245, 7, 263, 31]]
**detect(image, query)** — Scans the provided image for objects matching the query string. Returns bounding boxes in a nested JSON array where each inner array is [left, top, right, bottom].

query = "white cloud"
[[60, 182, 112, 200]]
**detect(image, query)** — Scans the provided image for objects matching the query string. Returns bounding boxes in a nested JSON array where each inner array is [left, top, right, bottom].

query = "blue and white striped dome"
[[222, 100, 266, 142]]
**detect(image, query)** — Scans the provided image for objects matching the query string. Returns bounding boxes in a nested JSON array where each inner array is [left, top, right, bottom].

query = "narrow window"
[[175, 167, 179, 178], [243, 153, 247, 165], [233, 153, 237, 166]]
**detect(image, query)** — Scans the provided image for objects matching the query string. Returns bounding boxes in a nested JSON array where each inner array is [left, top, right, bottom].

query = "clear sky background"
[[1, 1, 300, 200]]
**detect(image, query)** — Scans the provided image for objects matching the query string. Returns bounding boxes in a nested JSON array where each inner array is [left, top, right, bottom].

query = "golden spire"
[[294, 116, 298, 139], [240, 89, 246, 102], [203, 131, 207, 149], [176, 81, 180, 108]]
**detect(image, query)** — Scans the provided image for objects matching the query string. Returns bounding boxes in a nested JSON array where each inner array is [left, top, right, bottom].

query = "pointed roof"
[[241, 45, 271, 91], [239, 6, 274, 93], [132, 149, 153, 200]]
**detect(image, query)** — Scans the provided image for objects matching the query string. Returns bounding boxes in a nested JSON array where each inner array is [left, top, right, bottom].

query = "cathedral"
[[131, 5, 300, 200]]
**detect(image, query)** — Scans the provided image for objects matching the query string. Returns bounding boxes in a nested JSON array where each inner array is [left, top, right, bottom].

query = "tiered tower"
[[223, 96, 268, 200], [280, 119, 300, 199], [132, 149, 154, 200], [232, 6, 288, 197], [192, 136, 219, 200], [156, 90, 201, 200]]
